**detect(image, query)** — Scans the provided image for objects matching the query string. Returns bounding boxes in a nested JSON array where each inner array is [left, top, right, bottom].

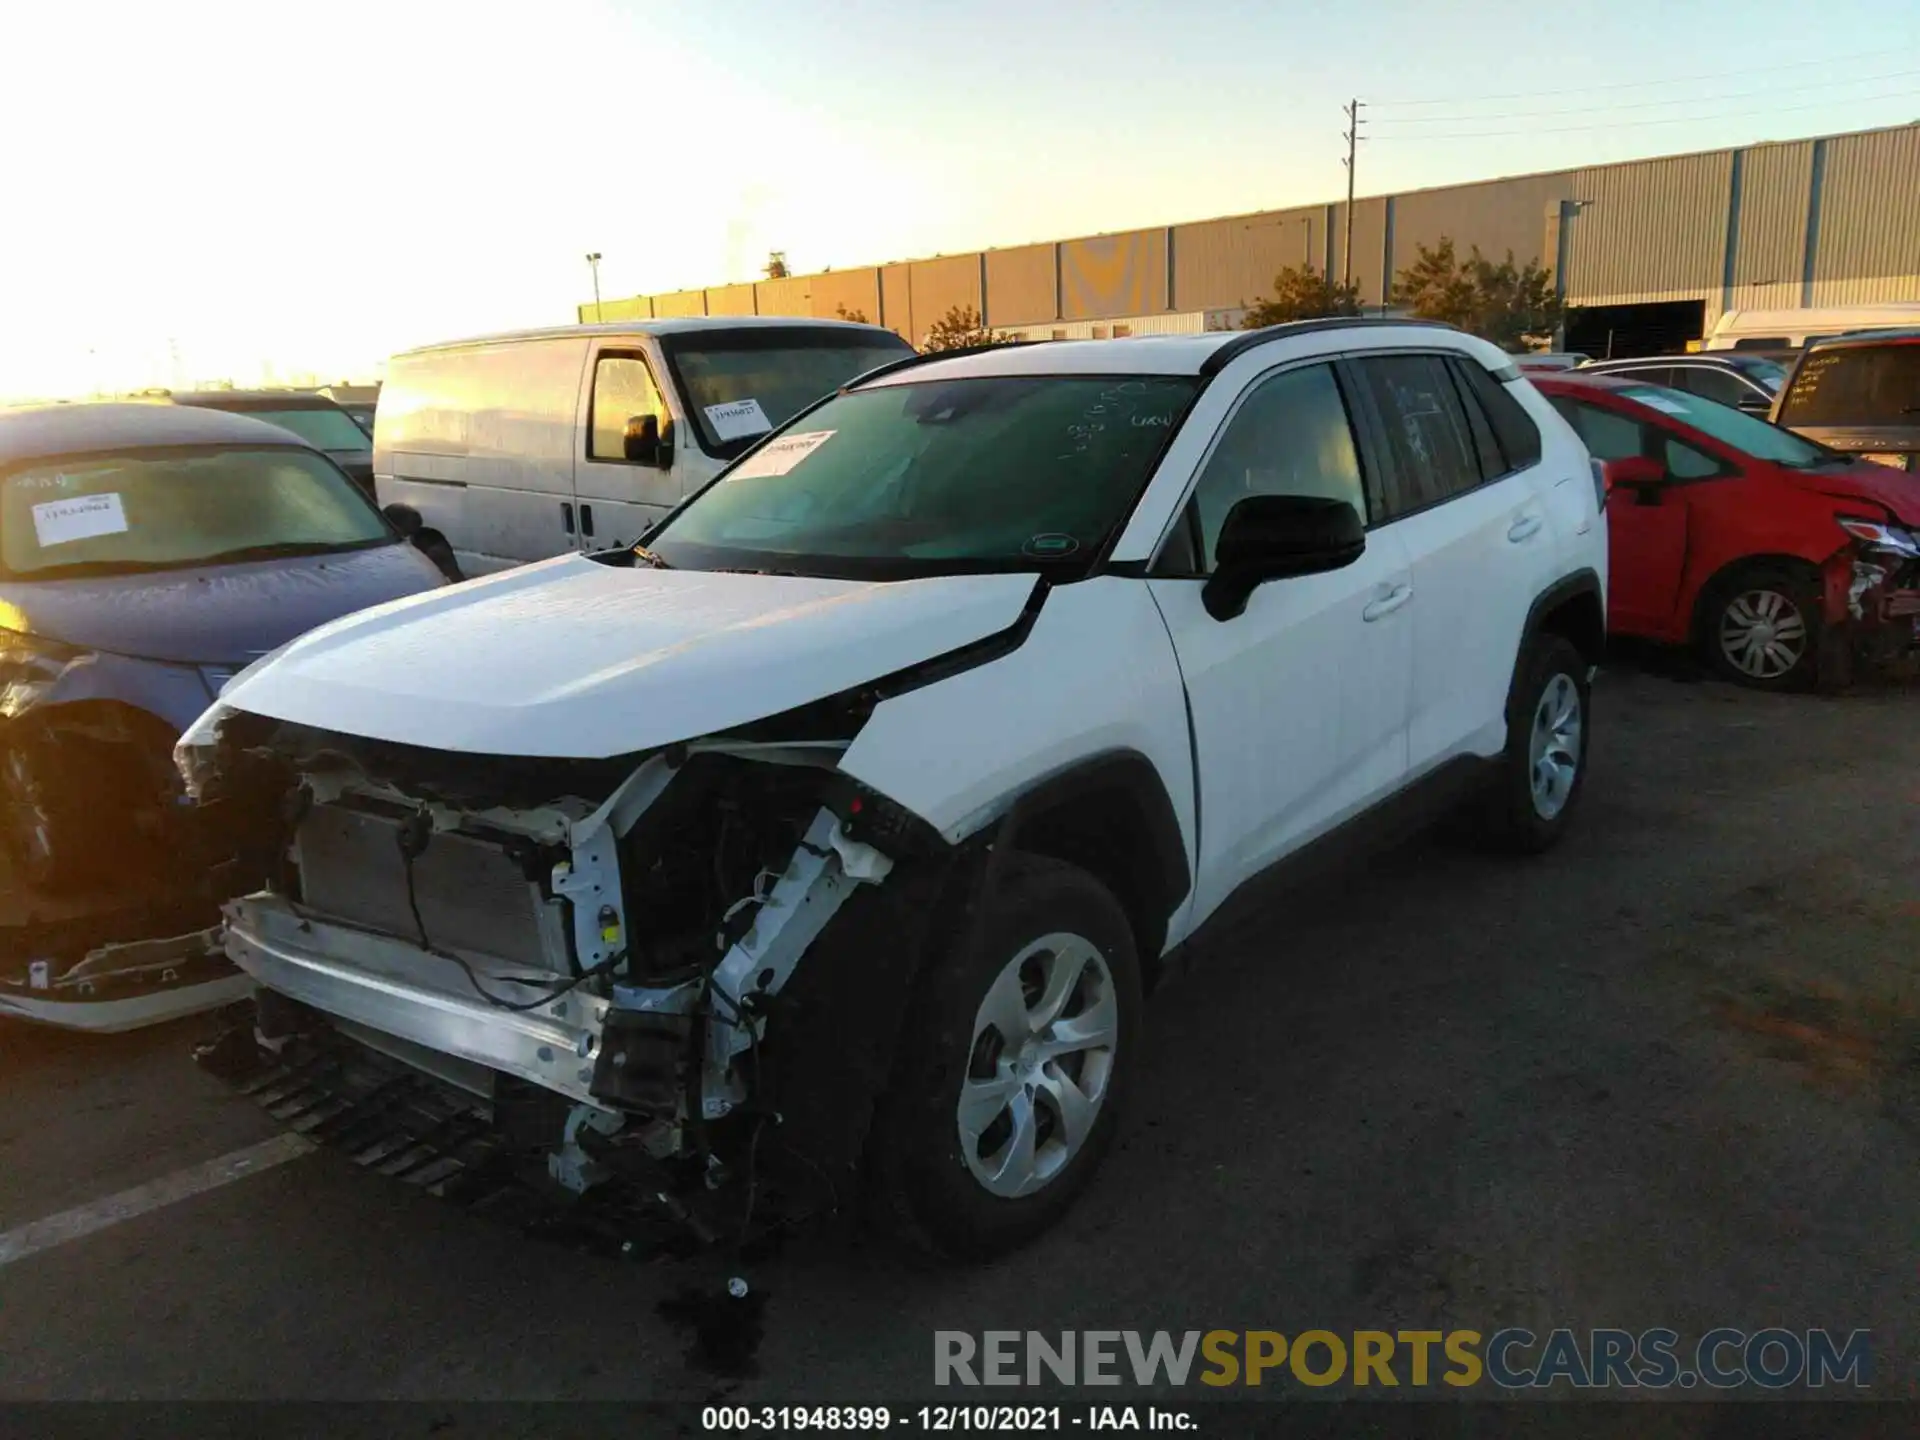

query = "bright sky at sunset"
[[3, 0, 1916, 400]]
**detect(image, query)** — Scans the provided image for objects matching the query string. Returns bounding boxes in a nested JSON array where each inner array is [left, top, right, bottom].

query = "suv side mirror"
[[1736, 393, 1772, 415], [1202, 495, 1365, 621], [623, 413, 672, 468], [1603, 455, 1665, 504]]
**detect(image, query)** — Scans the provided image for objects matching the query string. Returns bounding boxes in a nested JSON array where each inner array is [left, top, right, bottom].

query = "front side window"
[[1186, 364, 1366, 572], [646, 375, 1199, 580], [234, 407, 371, 452], [1, 446, 392, 579], [661, 330, 915, 459], [1777, 343, 1920, 427], [589, 354, 665, 461], [1351, 354, 1482, 518]]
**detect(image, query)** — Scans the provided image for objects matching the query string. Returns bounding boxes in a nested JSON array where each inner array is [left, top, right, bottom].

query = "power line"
[[1372, 66, 1920, 126], [1375, 45, 1893, 106], [1370, 87, 1920, 142]]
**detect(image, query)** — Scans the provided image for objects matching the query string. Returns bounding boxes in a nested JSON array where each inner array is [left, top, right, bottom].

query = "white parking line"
[[0, 1133, 315, 1269]]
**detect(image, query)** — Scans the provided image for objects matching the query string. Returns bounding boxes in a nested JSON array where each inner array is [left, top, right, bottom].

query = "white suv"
[[178, 319, 1606, 1259]]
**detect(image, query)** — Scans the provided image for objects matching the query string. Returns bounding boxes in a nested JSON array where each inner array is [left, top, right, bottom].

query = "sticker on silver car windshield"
[[31, 492, 128, 547], [729, 430, 835, 480], [704, 397, 773, 441]]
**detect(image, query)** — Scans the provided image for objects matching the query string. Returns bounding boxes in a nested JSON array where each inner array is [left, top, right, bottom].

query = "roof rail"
[[839, 339, 1034, 390], [1197, 316, 1466, 377]]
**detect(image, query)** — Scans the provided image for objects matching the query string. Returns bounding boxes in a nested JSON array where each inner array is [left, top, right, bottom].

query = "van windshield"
[[1778, 342, 1920, 426], [661, 329, 915, 459], [645, 375, 1200, 580], [1, 446, 393, 579]]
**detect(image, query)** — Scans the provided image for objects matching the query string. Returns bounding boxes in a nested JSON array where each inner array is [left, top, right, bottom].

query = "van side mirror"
[[1604, 455, 1665, 504], [623, 413, 672, 468], [1202, 495, 1365, 622]]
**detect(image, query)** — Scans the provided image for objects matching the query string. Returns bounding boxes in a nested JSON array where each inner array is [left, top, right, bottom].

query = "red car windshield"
[[1610, 384, 1840, 469]]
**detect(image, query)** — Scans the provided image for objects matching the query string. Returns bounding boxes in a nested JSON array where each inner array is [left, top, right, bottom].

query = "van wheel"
[[1471, 632, 1591, 854], [1701, 563, 1822, 691], [871, 853, 1141, 1260]]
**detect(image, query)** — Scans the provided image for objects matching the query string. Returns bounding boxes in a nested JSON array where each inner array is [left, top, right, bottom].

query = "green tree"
[[921, 304, 1015, 352], [764, 251, 790, 279], [1395, 238, 1563, 350], [1240, 263, 1361, 327]]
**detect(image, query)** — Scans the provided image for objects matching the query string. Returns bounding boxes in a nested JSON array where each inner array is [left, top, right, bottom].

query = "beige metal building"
[[582, 121, 1920, 358]]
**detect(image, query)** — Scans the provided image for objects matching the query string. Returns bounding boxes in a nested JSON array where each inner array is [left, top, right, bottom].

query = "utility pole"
[[585, 252, 604, 322], [1341, 98, 1365, 289]]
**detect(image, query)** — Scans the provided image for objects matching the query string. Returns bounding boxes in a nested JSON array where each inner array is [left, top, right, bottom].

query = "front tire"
[[871, 853, 1141, 1260], [1702, 563, 1822, 691], [1474, 632, 1592, 854]]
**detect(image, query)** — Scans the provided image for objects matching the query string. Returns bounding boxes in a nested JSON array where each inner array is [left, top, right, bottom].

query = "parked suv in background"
[[180, 318, 1606, 1259], [166, 390, 376, 496], [1773, 329, 1920, 475], [1578, 353, 1785, 414]]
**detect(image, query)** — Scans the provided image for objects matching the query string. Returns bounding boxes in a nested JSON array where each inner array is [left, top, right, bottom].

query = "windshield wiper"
[[631, 545, 672, 569]]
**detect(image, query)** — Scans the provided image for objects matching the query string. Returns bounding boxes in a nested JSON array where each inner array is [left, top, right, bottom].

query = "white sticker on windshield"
[[729, 430, 835, 480], [1637, 394, 1688, 415], [704, 397, 773, 442], [31, 492, 128, 547]]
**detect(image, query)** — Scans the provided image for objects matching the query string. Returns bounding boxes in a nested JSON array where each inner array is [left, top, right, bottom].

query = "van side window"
[[589, 354, 665, 462]]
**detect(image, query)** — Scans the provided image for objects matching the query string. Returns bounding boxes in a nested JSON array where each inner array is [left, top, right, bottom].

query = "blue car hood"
[[0, 543, 446, 666]]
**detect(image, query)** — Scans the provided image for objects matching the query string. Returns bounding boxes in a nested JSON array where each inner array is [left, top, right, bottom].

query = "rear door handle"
[[580, 504, 595, 538], [1363, 583, 1413, 621], [560, 501, 575, 535], [1508, 514, 1543, 543]]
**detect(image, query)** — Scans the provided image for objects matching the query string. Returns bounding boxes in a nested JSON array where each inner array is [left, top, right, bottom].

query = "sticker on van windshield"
[[704, 397, 773, 442], [31, 492, 128, 547], [728, 430, 835, 480]]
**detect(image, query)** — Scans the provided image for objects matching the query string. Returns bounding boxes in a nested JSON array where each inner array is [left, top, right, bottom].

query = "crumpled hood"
[[219, 554, 1040, 758], [1787, 460, 1920, 526], [0, 544, 446, 666]]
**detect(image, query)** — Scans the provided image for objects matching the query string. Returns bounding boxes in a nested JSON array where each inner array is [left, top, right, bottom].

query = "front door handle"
[[1508, 514, 1544, 543], [580, 504, 594, 538], [1363, 583, 1413, 622]]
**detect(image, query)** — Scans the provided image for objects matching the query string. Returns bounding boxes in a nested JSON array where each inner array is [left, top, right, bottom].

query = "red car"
[[1531, 372, 1920, 690]]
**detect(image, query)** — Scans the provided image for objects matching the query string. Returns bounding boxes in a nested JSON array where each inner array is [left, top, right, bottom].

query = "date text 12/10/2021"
[[702, 1406, 1196, 1431]]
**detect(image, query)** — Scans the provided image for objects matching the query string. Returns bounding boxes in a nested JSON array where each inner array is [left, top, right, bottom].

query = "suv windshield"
[[1, 446, 393, 578], [1614, 384, 1839, 468], [1778, 342, 1920, 426], [230, 407, 374, 452], [645, 375, 1200, 579], [661, 330, 916, 459]]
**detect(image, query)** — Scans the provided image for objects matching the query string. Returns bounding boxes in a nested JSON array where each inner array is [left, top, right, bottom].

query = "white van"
[[373, 318, 913, 575], [1703, 303, 1920, 355]]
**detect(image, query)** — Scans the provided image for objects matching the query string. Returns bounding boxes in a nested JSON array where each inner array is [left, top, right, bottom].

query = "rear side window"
[[1451, 358, 1543, 470], [1349, 354, 1482, 519], [1778, 344, 1920, 425], [1672, 366, 1754, 408], [588, 353, 665, 462]]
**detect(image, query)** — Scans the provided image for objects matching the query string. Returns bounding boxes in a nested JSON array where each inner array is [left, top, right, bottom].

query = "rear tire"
[[1473, 632, 1592, 855], [870, 853, 1141, 1260], [1701, 563, 1823, 692]]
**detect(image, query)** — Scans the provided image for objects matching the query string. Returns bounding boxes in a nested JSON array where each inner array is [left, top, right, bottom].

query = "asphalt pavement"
[[2, 664, 1916, 1405]]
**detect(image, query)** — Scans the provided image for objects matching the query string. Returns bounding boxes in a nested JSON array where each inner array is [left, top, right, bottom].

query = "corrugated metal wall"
[[880, 264, 913, 340], [1390, 172, 1573, 281], [1062, 228, 1167, 319], [810, 268, 882, 322], [906, 254, 983, 340], [1810, 126, 1920, 305], [753, 275, 813, 317], [1566, 151, 1733, 303], [653, 289, 708, 318], [590, 123, 1920, 340], [706, 283, 757, 317], [1728, 140, 1813, 311], [1171, 205, 1323, 313], [984, 243, 1057, 326]]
